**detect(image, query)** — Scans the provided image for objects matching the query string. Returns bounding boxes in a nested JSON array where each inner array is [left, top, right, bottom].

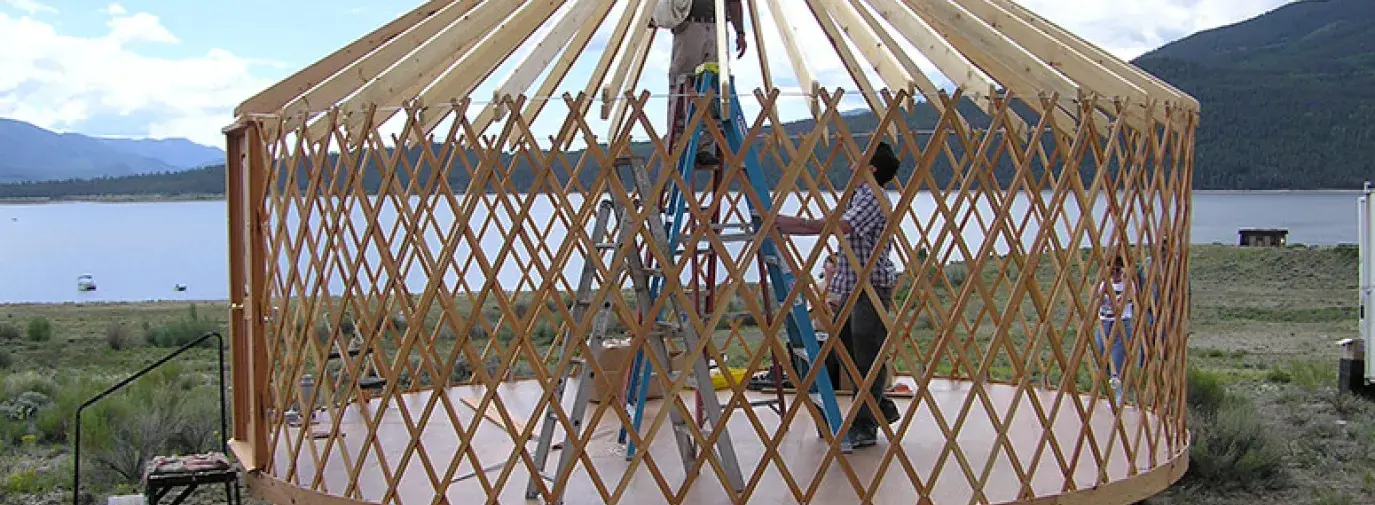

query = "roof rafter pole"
[[598, 0, 656, 120], [607, 29, 658, 139], [555, 0, 646, 148], [857, 0, 1028, 135], [301, 0, 527, 143], [486, 0, 603, 122], [715, 0, 732, 114], [273, 0, 483, 137], [802, 0, 900, 143], [817, 0, 915, 104], [234, 0, 453, 116], [839, 0, 984, 133], [900, 0, 1096, 139], [745, 0, 774, 93], [763, 0, 819, 123], [464, 0, 618, 138], [984, 0, 1198, 111], [416, 0, 576, 134], [953, 0, 1157, 129]]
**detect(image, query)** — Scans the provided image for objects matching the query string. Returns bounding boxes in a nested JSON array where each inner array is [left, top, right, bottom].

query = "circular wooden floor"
[[264, 376, 1187, 505]]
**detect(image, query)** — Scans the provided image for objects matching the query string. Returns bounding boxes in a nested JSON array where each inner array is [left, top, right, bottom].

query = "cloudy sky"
[[0, 0, 1293, 148]]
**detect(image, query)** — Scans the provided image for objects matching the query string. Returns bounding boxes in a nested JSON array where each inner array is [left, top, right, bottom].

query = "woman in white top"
[[1097, 256, 1136, 403]]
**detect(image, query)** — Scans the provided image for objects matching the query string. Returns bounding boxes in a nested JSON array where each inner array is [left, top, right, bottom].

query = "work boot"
[[880, 399, 902, 425], [695, 150, 720, 167]]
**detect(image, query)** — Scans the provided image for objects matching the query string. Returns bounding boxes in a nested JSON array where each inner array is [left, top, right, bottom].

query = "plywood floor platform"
[[265, 376, 1183, 505]]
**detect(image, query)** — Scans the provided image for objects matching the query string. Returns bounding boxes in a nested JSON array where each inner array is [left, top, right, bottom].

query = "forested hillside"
[[3, 0, 1372, 199]]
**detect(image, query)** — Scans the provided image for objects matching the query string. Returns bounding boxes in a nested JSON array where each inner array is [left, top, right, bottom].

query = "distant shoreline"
[[0, 188, 1367, 205], [0, 193, 224, 204]]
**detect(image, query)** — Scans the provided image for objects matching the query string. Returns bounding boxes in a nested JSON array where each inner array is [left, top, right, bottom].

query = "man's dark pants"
[[826, 286, 899, 437]]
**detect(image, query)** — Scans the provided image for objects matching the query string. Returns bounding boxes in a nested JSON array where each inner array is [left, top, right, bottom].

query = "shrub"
[[1185, 396, 1287, 491], [0, 323, 19, 341], [25, 317, 52, 342], [0, 350, 11, 370], [1289, 359, 1335, 391], [944, 264, 969, 287], [144, 304, 222, 348], [105, 323, 130, 350], [1187, 367, 1227, 416], [3, 371, 60, 400]]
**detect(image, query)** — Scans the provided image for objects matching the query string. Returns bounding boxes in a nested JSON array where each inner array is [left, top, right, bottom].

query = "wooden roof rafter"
[[231, 0, 1199, 147]]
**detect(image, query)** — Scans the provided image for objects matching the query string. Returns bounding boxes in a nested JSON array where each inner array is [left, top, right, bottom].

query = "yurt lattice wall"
[[223, 0, 1197, 504]]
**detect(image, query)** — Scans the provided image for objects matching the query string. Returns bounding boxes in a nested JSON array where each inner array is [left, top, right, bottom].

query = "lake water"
[[0, 190, 1363, 304]]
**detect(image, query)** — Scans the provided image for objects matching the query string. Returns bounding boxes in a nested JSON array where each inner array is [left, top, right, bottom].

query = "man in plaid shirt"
[[774, 141, 902, 448]]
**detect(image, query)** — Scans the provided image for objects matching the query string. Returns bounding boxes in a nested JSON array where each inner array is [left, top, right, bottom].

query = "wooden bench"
[[140, 452, 239, 505]]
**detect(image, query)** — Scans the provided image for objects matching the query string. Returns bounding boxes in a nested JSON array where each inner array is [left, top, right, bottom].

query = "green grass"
[[1, 244, 1372, 505]]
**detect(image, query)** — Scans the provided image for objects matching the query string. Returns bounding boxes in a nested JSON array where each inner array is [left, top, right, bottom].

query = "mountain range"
[[0, 118, 224, 183], [0, 0, 1370, 195]]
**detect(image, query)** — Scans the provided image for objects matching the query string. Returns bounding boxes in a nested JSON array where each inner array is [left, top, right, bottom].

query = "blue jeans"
[[1096, 317, 1135, 376]]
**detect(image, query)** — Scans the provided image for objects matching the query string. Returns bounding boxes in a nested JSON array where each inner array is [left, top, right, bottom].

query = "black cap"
[[871, 141, 900, 180]]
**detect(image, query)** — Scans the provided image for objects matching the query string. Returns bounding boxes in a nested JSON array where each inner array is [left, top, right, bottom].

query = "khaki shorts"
[[670, 20, 718, 84]]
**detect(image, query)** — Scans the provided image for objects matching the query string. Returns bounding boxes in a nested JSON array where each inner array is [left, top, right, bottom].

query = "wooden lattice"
[[223, 1, 1198, 504]]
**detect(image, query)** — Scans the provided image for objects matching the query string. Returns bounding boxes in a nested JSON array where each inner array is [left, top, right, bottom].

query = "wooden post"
[[243, 120, 272, 470], [224, 122, 251, 466]]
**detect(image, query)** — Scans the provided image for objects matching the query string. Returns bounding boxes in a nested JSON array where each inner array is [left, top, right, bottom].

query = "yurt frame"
[[222, 0, 1199, 504]]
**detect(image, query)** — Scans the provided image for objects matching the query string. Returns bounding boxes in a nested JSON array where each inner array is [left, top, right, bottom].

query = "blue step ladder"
[[620, 63, 852, 458]]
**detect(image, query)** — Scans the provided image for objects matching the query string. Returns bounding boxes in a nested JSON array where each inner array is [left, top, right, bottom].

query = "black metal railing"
[[72, 331, 231, 505]]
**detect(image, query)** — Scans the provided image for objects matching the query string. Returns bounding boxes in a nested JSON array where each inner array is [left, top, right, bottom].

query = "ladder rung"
[[712, 222, 751, 231], [595, 242, 618, 250], [718, 233, 752, 243]]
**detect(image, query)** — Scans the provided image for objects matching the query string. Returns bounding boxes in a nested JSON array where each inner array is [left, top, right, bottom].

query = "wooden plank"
[[487, 0, 602, 121], [234, 0, 453, 115], [599, 0, 656, 120], [954, 0, 1157, 128], [800, 0, 893, 141], [274, 0, 483, 136], [299, 0, 526, 143], [551, 0, 647, 148], [901, 0, 1099, 138], [856, 0, 1029, 135], [417, 0, 574, 134], [763, 0, 819, 123], [983, 0, 1199, 111]]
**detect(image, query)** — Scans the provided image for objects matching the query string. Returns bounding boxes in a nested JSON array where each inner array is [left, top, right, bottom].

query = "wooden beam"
[[276, 0, 483, 136], [599, 0, 656, 121], [802, 0, 899, 142], [902, 0, 1098, 138], [608, 29, 658, 140], [234, 0, 454, 116], [764, 0, 819, 123], [745, 0, 774, 93], [714, 0, 732, 114], [467, 0, 616, 136], [300, 0, 526, 142], [953, 0, 1157, 128], [418, 0, 574, 136], [983, 0, 1199, 111], [553, 0, 647, 148], [487, 0, 602, 122], [858, 0, 1028, 134]]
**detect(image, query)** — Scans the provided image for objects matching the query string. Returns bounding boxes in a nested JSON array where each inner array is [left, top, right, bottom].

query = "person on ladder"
[[771, 142, 904, 448], [668, 0, 747, 167]]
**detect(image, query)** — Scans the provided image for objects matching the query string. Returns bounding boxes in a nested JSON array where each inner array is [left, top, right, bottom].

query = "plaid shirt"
[[829, 184, 898, 297]]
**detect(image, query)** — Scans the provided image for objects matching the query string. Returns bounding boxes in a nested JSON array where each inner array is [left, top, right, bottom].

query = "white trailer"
[[1355, 183, 1375, 383]]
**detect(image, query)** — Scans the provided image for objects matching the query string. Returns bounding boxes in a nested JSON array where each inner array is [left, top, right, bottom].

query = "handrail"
[[72, 331, 230, 505]]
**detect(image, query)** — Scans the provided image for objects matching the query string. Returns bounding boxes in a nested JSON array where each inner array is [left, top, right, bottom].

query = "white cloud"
[[0, 6, 275, 147], [1, 0, 55, 15]]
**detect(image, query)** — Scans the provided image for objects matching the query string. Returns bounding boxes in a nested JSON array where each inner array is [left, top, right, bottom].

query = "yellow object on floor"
[[703, 368, 751, 389]]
